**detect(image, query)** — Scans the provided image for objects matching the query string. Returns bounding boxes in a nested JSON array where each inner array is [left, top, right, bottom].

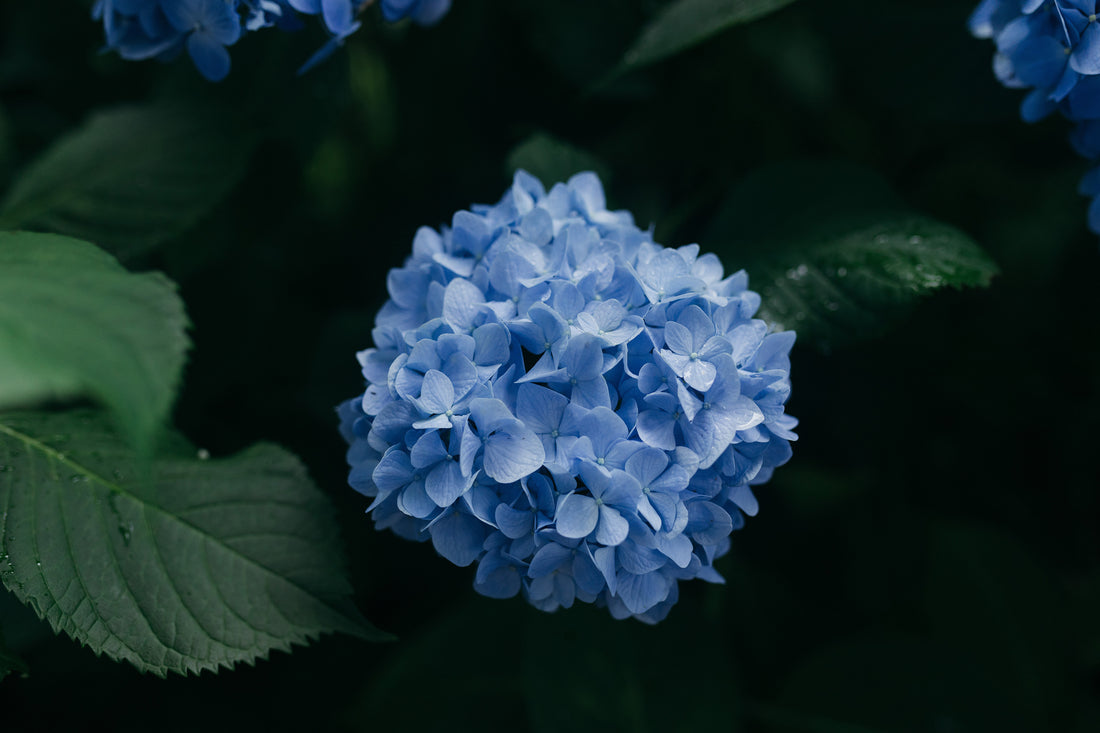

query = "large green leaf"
[[0, 410, 389, 677], [0, 232, 188, 452], [0, 105, 255, 260], [622, 0, 800, 70], [706, 161, 999, 349]]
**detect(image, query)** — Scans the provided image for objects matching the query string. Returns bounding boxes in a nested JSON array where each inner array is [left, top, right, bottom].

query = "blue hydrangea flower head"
[[92, 0, 452, 81], [970, 0, 1100, 236], [338, 171, 798, 623]]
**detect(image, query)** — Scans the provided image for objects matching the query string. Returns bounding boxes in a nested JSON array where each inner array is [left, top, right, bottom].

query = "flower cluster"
[[970, 0, 1100, 233], [92, 0, 451, 82], [338, 171, 797, 623]]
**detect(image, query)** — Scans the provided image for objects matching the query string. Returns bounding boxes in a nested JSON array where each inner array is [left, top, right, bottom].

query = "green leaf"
[[506, 132, 612, 187], [622, 0, 800, 71], [0, 105, 255, 260], [706, 161, 999, 350], [0, 232, 189, 452], [0, 410, 389, 677]]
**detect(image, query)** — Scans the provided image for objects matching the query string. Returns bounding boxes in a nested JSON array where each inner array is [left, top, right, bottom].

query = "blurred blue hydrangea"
[[92, 0, 452, 81], [970, 0, 1100, 234], [338, 171, 798, 623]]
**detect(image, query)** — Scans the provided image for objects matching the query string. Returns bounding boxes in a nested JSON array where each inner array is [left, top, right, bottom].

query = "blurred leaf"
[[926, 522, 1070, 731], [522, 602, 740, 732], [345, 599, 526, 731], [622, 0, 800, 70], [707, 161, 998, 350], [0, 409, 388, 677], [0, 618, 29, 681], [0, 232, 188, 453], [506, 132, 612, 186], [771, 633, 1031, 732], [0, 104, 256, 260]]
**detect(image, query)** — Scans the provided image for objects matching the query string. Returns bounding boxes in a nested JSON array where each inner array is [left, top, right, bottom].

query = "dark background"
[[1, 1, 1097, 730]]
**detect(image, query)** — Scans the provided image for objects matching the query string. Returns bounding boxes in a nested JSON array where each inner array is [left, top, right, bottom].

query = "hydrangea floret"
[[970, 0, 1100, 234], [91, 0, 452, 81], [338, 171, 798, 623]]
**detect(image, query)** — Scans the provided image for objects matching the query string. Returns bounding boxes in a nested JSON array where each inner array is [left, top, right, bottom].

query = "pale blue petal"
[[529, 542, 573, 577], [483, 421, 545, 483], [556, 493, 599, 538], [1072, 22, 1100, 75], [442, 278, 485, 332], [591, 545, 618, 595], [595, 505, 630, 546], [429, 511, 486, 567], [409, 430, 448, 468], [372, 449, 414, 491], [397, 480, 436, 519], [617, 571, 672, 615], [495, 503, 534, 539], [682, 358, 717, 392], [656, 532, 693, 568], [416, 369, 454, 415], [425, 460, 472, 506]]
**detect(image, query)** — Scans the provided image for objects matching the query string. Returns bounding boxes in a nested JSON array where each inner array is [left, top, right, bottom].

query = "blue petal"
[[416, 369, 454, 415], [409, 430, 448, 468], [636, 409, 677, 451], [555, 493, 599, 538], [529, 542, 573, 577], [474, 553, 522, 598], [483, 420, 545, 483], [682, 358, 717, 392], [425, 460, 472, 506], [495, 503, 534, 539], [397, 480, 436, 519], [429, 511, 486, 567], [186, 32, 230, 81], [656, 532, 693, 568], [618, 540, 665, 575], [442, 278, 485, 332], [1012, 35, 1069, 88], [591, 545, 618, 595], [1072, 21, 1100, 75], [616, 571, 672, 615], [595, 505, 630, 546], [516, 383, 568, 433], [686, 501, 734, 545], [372, 449, 413, 491]]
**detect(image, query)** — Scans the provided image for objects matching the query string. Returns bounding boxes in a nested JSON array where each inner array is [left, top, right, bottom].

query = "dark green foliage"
[[0, 232, 189, 453], [0, 1, 1095, 732]]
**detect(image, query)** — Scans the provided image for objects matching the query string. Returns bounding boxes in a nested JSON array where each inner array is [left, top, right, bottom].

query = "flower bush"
[[970, 0, 1100, 233], [92, 0, 452, 81], [338, 171, 797, 622]]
